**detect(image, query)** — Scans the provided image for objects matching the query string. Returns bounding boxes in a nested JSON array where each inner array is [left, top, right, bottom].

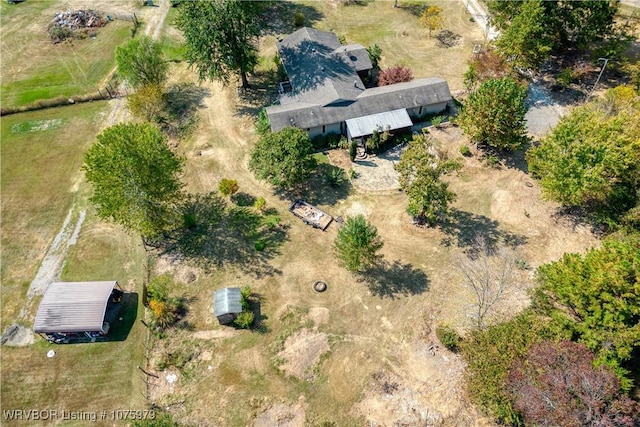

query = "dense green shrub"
[[293, 12, 305, 27], [349, 140, 357, 161], [436, 324, 461, 352], [234, 311, 255, 329], [219, 178, 239, 197]]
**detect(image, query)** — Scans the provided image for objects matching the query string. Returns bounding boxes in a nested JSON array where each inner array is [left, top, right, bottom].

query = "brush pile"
[[48, 10, 108, 43]]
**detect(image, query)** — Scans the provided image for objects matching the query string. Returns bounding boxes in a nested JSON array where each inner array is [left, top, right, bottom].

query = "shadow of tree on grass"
[[358, 260, 430, 299], [162, 83, 210, 138], [303, 163, 352, 206], [162, 192, 288, 278], [440, 209, 527, 257]]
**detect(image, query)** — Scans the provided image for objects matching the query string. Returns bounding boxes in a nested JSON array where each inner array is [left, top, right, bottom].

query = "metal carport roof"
[[33, 281, 117, 333], [346, 108, 413, 139]]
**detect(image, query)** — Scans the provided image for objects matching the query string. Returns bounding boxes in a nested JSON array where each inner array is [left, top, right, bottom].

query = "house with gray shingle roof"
[[266, 27, 452, 140]]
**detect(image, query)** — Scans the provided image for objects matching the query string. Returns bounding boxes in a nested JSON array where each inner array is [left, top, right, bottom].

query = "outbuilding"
[[213, 287, 242, 325], [33, 281, 122, 343]]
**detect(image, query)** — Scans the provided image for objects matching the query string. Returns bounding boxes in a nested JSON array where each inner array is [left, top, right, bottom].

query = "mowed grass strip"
[[0, 0, 134, 107], [0, 101, 108, 327]]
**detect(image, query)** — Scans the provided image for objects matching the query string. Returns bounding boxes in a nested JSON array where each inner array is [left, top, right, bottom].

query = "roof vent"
[[354, 80, 358, 87]]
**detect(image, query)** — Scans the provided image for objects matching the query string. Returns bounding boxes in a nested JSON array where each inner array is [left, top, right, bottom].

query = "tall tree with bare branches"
[[456, 238, 522, 329]]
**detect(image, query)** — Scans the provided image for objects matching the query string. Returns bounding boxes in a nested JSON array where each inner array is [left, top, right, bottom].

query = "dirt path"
[[460, 0, 499, 41], [24, 1, 170, 300]]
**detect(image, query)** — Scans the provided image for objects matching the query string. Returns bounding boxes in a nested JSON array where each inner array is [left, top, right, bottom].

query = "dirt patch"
[[307, 307, 330, 328], [1, 324, 35, 347], [27, 208, 86, 297], [154, 254, 200, 285], [253, 401, 306, 427], [277, 329, 329, 380], [355, 336, 488, 426], [148, 369, 181, 401]]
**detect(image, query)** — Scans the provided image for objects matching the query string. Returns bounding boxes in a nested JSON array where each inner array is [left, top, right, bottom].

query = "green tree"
[[421, 5, 444, 38], [84, 123, 184, 240], [527, 86, 640, 222], [395, 135, 461, 226], [128, 83, 166, 123], [532, 233, 640, 383], [115, 36, 168, 89], [495, 0, 551, 71], [366, 44, 382, 70], [334, 215, 384, 272], [249, 127, 317, 191], [460, 312, 552, 424], [458, 77, 528, 151], [487, 0, 619, 53], [175, 0, 259, 88]]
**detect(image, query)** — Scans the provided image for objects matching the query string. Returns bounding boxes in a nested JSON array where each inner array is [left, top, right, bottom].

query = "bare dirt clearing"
[[277, 329, 330, 380]]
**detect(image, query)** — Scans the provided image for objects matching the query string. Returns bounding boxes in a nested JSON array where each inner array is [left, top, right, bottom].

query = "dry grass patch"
[[277, 329, 330, 380], [0, 101, 109, 327]]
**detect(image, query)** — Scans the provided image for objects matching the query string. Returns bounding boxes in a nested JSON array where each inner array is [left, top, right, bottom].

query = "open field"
[[0, 0, 144, 107]]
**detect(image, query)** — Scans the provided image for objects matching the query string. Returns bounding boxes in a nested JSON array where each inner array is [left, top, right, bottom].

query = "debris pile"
[[47, 10, 107, 43]]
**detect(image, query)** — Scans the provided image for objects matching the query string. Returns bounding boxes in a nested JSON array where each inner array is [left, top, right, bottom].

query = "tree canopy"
[[507, 340, 640, 427], [532, 233, 640, 379], [395, 135, 461, 226], [458, 77, 528, 151], [84, 123, 184, 239], [175, 0, 260, 88], [334, 215, 384, 272], [249, 127, 317, 191], [115, 36, 168, 89], [488, 0, 619, 53], [494, 0, 551, 71], [527, 86, 640, 222]]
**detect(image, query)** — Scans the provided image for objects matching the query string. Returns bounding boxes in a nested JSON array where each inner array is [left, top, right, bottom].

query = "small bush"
[[338, 136, 349, 149], [436, 324, 461, 352], [293, 12, 305, 27], [254, 196, 266, 212], [219, 178, 239, 197], [254, 239, 266, 251], [255, 108, 271, 135], [349, 140, 358, 161], [240, 286, 251, 310], [431, 116, 444, 128], [460, 145, 472, 156], [515, 259, 529, 270], [379, 65, 414, 86], [348, 168, 357, 179], [469, 16, 475, 22], [234, 311, 255, 329], [484, 154, 501, 168], [325, 167, 346, 188]]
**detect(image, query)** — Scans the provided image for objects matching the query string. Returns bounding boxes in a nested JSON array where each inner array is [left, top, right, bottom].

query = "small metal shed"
[[213, 287, 242, 325]]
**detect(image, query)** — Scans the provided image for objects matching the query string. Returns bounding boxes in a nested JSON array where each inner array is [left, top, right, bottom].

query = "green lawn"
[[1, 101, 148, 423], [0, 1, 134, 107], [0, 102, 108, 327]]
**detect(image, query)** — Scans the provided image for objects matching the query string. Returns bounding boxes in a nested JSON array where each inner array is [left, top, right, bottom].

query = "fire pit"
[[313, 281, 327, 292]]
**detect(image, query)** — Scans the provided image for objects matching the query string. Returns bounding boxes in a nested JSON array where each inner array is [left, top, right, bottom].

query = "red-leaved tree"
[[378, 65, 413, 86], [506, 341, 639, 427]]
